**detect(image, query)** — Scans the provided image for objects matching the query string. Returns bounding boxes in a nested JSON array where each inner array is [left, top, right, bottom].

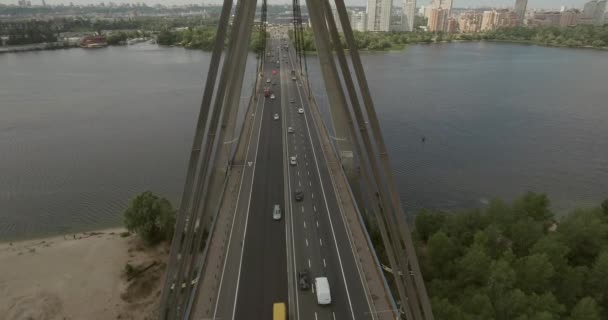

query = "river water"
[[1, 42, 607, 241]]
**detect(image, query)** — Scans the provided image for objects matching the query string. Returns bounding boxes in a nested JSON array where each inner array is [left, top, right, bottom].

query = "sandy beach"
[[0, 228, 168, 320]]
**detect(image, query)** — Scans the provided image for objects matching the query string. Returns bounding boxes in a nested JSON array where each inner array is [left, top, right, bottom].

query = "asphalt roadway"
[[280, 34, 374, 320], [210, 34, 374, 320]]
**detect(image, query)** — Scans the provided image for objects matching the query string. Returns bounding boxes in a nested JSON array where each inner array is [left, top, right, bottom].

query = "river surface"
[[1, 42, 607, 241]]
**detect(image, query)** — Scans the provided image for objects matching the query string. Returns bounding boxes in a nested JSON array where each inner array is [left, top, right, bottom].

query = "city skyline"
[[0, 0, 597, 10]]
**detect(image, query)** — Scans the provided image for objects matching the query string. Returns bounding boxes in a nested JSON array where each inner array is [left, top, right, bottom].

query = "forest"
[[289, 25, 608, 51], [411, 193, 608, 319]]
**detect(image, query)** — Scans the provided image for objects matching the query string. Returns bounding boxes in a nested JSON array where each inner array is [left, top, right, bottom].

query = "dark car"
[[294, 190, 304, 201], [298, 269, 310, 290]]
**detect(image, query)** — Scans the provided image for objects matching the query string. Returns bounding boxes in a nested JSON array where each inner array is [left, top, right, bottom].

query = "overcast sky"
[[0, 0, 591, 10]]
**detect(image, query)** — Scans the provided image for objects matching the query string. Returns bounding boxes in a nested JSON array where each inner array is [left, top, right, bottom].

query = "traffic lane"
[[291, 79, 373, 319], [284, 84, 349, 320], [211, 90, 267, 319], [234, 55, 287, 319], [284, 75, 322, 320], [286, 137, 331, 320], [286, 97, 354, 320], [283, 50, 371, 318]]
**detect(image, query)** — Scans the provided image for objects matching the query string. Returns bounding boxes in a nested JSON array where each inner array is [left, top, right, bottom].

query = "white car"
[[274, 113, 280, 120], [273, 204, 281, 220], [290, 156, 297, 166], [266, 79, 271, 83], [292, 76, 297, 81], [270, 94, 276, 100], [298, 108, 304, 114], [288, 127, 294, 134]]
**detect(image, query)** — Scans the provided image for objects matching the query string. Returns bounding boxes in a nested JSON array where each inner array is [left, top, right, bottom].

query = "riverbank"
[[0, 228, 168, 320], [0, 42, 78, 54]]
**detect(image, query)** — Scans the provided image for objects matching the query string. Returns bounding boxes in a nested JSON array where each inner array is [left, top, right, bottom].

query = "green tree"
[[530, 235, 570, 271], [558, 209, 608, 266], [456, 244, 492, 287], [569, 297, 601, 320], [461, 293, 495, 319], [425, 230, 459, 277], [431, 297, 467, 320], [586, 251, 608, 305], [515, 253, 555, 294], [509, 218, 544, 257], [601, 199, 608, 217], [554, 265, 589, 309], [123, 191, 176, 245], [414, 209, 446, 241]]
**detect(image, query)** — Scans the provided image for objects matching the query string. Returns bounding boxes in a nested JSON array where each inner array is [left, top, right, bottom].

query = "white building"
[[367, 0, 393, 31], [403, 0, 417, 31], [350, 10, 368, 32]]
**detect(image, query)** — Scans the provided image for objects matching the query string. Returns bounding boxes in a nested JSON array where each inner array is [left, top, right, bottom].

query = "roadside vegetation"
[[123, 191, 176, 246], [409, 192, 608, 319], [288, 25, 608, 51], [156, 26, 266, 53]]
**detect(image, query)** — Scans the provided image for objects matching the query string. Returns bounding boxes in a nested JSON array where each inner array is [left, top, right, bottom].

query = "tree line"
[[411, 192, 608, 319], [288, 25, 608, 51], [157, 26, 266, 53]]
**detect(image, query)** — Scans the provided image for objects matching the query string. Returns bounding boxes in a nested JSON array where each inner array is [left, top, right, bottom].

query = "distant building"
[[446, 17, 459, 33], [481, 10, 497, 31], [514, 0, 528, 25], [583, 0, 608, 25], [428, 8, 449, 32], [403, 0, 416, 31], [350, 10, 367, 32], [367, 0, 393, 31], [531, 11, 563, 27], [459, 11, 483, 33], [481, 9, 518, 31], [559, 10, 580, 27]]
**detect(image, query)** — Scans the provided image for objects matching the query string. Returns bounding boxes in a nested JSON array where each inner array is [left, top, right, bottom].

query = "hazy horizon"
[[0, 0, 592, 10]]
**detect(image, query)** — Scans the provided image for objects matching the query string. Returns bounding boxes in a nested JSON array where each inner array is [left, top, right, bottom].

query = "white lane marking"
[[298, 180, 301, 187], [297, 171, 299, 176], [226, 94, 267, 320], [303, 221, 306, 228], [309, 181, 312, 187], [311, 193, 314, 199], [301, 206, 304, 213], [308, 259, 311, 268], [305, 239, 309, 247], [313, 205, 317, 212], [294, 68, 358, 319], [319, 238, 323, 246], [283, 64, 301, 320], [316, 220, 319, 228], [315, 312, 319, 320], [332, 312, 336, 320], [306, 162, 309, 166], [324, 259, 327, 268], [295, 145, 297, 151], [308, 171, 310, 176]]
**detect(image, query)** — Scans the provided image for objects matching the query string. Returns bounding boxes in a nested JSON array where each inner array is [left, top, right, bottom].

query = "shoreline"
[[0, 227, 167, 320]]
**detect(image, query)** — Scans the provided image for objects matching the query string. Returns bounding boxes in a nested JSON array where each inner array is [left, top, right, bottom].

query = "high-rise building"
[[583, 0, 607, 25], [446, 17, 459, 33], [350, 10, 368, 32], [514, 0, 528, 24], [459, 11, 483, 33], [559, 10, 580, 27], [431, 0, 453, 10], [428, 8, 449, 32], [367, 0, 393, 31], [481, 10, 497, 31], [403, 0, 416, 31]]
